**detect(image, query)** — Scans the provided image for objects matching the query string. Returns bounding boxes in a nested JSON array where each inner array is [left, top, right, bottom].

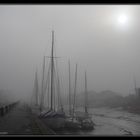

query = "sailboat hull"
[[42, 117, 66, 130], [64, 118, 81, 130], [40, 109, 66, 130]]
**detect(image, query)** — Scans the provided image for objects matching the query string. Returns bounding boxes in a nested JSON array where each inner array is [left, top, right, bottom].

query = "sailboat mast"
[[68, 60, 71, 115], [85, 71, 88, 114], [50, 30, 54, 110], [44, 62, 51, 108], [35, 71, 39, 106], [57, 75, 63, 111], [73, 63, 77, 117], [134, 76, 137, 96], [40, 56, 45, 111]]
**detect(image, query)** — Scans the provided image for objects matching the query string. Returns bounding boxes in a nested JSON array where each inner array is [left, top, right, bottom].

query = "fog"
[[0, 5, 140, 102]]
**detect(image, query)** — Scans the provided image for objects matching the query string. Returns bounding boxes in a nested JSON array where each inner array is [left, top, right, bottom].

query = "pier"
[[0, 101, 55, 135]]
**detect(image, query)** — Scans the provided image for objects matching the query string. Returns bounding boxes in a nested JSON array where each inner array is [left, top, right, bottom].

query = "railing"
[[0, 101, 19, 117]]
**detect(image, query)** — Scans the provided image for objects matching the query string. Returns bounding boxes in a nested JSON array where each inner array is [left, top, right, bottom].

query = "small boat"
[[64, 117, 81, 130], [76, 71, 95, 130], [41, 109, 66, 130], [75, 111, 94, 130], [64, 63, 81, 130], [80, 118, 95, 130]]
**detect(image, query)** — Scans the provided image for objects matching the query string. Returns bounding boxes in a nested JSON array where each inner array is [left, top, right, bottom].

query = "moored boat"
[[75, 71, 95, 130]]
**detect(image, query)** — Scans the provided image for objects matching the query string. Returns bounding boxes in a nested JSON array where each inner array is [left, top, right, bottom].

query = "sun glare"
[[118, 14, 128, 26]]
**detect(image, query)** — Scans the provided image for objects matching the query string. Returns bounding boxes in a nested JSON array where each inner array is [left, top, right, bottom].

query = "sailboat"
[[64, 63, 81, 130], [75, 71, 95, 130], [32, 30, 94, 132], [38, 31, 66, 131]]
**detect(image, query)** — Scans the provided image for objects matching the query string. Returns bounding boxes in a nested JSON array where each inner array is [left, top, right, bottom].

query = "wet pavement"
[[0, 102, 54, 135], [0, 103, 33, 135]]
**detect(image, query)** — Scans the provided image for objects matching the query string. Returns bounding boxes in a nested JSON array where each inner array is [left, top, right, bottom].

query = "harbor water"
[[56, 107, 140, 136]]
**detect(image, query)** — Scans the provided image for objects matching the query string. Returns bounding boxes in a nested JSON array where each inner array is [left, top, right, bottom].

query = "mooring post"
[[5, 105, 9, 113], [0, 106, 5, 116], [0, 107, 2, 116]]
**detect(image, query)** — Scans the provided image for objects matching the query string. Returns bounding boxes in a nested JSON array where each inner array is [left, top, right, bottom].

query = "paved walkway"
[[0, 102, 55, 135]]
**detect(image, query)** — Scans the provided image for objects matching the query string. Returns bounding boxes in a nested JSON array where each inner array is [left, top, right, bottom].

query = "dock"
[[0, 102, 55, 135]]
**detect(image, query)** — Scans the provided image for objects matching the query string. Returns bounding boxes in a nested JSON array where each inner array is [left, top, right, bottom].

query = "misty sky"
[[0, 5, 140, 100]]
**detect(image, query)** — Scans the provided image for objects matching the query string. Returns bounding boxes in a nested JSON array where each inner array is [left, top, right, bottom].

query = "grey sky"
[[0, 5, 140, 100]]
